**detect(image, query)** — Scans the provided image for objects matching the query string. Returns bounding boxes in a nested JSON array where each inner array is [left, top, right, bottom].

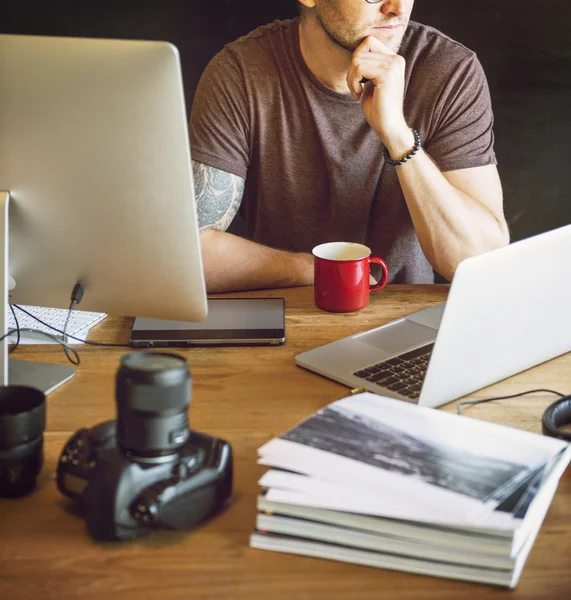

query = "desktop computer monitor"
[[0, 33, 207, 393]]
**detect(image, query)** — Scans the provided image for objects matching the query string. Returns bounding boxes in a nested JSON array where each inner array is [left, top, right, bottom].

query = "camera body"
[[56, 352, 233, 541], [56, 421, 232, 541]]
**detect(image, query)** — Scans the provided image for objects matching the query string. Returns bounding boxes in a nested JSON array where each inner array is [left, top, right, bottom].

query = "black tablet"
[[129, 297, 285, 347]]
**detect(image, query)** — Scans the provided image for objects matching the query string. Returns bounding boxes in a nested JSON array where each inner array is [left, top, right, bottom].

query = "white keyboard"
[[8, 305, 107, 344]]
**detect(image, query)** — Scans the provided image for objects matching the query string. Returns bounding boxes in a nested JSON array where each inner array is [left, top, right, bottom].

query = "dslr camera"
[[56, 352, 233, 541]]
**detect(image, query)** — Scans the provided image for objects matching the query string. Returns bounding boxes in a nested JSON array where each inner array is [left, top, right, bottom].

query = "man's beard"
[[316, 12, 406, 54]]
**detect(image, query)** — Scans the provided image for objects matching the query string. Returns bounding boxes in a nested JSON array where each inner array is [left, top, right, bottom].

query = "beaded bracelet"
[[384, 129, 422, 167]]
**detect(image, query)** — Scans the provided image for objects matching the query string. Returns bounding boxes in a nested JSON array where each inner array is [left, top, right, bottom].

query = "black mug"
[[0, 386, 46, 497]]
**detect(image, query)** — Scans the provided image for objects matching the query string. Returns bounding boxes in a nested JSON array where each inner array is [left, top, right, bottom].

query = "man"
[[189, 0, 509, 292]]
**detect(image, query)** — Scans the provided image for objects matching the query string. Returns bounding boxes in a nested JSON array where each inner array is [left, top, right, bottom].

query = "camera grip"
[[84, 451, 138, 541], [159, 483, 217, 529], [130, 440, 233, 531]]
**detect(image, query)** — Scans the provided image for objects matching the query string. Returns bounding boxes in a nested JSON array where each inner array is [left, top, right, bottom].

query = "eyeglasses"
[[365, 0, 383, 3]]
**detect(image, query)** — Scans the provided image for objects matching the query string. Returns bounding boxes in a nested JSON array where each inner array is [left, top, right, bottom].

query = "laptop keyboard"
[[353, 343, 435, 400]]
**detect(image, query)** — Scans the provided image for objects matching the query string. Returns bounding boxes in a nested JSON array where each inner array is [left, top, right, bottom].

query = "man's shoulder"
[[203, 18, 297, 86], [402, 21, 477, 64], [224, 18, 297, 57], [206, 18, 297, 79]]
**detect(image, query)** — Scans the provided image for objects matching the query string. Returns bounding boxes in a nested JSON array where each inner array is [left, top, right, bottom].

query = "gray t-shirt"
[[189, 18, 497, 283]]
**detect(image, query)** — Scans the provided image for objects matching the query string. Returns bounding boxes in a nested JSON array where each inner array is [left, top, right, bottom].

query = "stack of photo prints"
[[250, 392, 571, 588]]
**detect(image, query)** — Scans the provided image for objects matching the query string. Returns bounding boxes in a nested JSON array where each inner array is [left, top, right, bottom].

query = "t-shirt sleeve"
[[424, 54, 497, 172], [189, 49, 250, 180]]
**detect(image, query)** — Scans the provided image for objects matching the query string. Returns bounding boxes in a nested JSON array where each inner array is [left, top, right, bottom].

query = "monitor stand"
[[0, 192, 75, 394]]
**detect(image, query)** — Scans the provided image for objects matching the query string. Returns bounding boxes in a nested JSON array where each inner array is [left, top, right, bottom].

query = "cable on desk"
[[11, 304, 133, 349], [1, 327, 80, 364], [8, 303, 21, 355], [11, 305, 132, 349], [456, 389, 566, 415], [7, 281, 132, 367]]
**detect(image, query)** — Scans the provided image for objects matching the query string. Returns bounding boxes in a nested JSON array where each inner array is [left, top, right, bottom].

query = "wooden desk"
[[1, 285, 570, 600]]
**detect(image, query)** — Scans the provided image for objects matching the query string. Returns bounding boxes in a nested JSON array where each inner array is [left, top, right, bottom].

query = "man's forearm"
[[200, 229, 314, 293], [392, 141, 509, 281], [345, 35, 508, 281]]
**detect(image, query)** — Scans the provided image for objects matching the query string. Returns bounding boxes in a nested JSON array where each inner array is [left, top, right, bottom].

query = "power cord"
[[61, 281, 84, 364], [456, 389, 567, 415]]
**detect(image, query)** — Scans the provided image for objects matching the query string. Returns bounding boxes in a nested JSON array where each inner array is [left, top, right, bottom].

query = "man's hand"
[[347, 36, 413, 158]]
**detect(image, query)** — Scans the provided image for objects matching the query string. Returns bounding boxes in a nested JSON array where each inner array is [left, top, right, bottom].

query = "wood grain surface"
[[1, 285, 569, 600]]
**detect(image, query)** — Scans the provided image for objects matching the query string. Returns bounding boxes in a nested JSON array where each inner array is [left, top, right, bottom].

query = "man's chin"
[[329, 30, 404, 55], [369, 29, 405, 52]]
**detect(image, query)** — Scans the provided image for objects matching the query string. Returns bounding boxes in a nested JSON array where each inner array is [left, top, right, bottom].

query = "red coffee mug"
[[313, 242, 389, 313]]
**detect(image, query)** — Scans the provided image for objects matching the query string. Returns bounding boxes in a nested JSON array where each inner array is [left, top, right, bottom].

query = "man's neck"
[[298, 18, 353, 95]]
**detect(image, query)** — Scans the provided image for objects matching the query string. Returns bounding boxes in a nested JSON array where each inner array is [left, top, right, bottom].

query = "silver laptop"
[[296, 224, 571, 409]]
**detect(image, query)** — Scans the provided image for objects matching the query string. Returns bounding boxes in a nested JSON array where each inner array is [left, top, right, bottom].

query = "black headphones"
[[542, 395, 571, 442]]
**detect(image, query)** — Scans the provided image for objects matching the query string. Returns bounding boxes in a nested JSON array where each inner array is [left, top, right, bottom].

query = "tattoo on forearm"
[[193, 161, 245, 231]]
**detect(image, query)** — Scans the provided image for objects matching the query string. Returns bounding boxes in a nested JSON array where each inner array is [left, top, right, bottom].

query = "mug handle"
[[369, 256, 389, 292]]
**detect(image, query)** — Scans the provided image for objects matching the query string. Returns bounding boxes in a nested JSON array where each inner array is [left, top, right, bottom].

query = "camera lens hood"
[[0, 386, 46, 451], [0, 386, 46, 497], [117, 352, 191, 412]]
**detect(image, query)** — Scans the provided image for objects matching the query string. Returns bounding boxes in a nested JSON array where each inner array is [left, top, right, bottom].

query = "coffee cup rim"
[[312, 242, 371, 261]]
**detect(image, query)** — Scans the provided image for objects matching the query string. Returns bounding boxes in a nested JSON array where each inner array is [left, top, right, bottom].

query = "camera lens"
[[115, 352, 191, 462], [0, 386, 46, 497]]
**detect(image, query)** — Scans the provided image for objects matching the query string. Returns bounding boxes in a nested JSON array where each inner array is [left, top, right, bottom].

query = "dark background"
[[2, 0, 570, 243]]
